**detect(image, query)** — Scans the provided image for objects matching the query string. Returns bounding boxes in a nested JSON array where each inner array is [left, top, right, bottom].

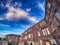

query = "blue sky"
[[0, 0, 45, 36]]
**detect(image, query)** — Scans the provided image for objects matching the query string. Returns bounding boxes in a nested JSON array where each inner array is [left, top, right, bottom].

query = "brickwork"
[[19, 0, 60, 45]]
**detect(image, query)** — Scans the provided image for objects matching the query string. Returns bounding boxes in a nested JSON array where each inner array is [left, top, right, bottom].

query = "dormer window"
[[55, 10, 60, 19], [40, 21, 46, 26], [47, 2, 51, 9]]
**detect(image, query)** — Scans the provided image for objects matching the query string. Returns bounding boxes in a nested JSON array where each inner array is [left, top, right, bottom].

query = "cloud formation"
[[38, 2, 45, 11], [0, 18, 5, 20], [5, 4, 37, 23], [0, 2, 5, 9], [14, 2, 22, 8], [26, 8, 31, 12], [0, 23, 10, 27]]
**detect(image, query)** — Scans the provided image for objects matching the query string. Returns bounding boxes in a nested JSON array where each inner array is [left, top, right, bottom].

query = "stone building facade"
[[45, 0, 60, 45], [5, 34, 20, 45], [18, 0, 60, 45], [0, 38, 8, 45], [19, 19, 57, 45]]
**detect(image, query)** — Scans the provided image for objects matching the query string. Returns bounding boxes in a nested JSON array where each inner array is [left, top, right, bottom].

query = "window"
[[31, 29, 32, 30], [47, 10, 49, 14], [53, 17, 59, 26], [50, 24, 57, 32], [47, 2, 51, 9], [38, 31, 40, 37], [42, 29, 47, 35], [36, 25, 38, 29], [28, 34, 31, 38], [25, 32, 27, 34], [46, 42, 50, 45], [8, 36, 10, 38], [42, 30, 46, 35], [50, 39, 57, 45], [31, 34, 33, 38], [42, 28, 50, 35], [40, 21, 46, 26], [40, 40, 43, 45], [9, 39, 12, 42], [55, 10, 60, 19], [16, 37, 18, 39], [20, 37, 22, 40], [24, 36, 27, 39], [46, 28, 50, 34]]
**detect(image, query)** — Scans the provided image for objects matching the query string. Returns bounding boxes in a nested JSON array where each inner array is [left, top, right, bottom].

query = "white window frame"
[[42, 28, 50, 35], [28, 34, 31, 38], [56, 10, 60, 19], [40, 21, 46, 26], [50, 39, 57, 44], [38, 31, 40, 37], [42, 29, 45, 35], [47, 2, 51, 8], [46, 28, 50, 34], [40, 40, 43, 45]]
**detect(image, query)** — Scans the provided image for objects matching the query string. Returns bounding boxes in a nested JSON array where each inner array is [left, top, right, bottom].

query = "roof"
[[5, 34, 20, 37]]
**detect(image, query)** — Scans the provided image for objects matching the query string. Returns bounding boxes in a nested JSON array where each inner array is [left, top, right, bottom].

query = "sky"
[[0, 0, 45, 37]]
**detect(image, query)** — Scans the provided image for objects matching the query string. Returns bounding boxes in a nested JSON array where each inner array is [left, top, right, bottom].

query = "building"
[[5, 34, 20, 45], [0, 38, 8, 45], [45, 0, 60, 45], [19, 0, 60, 45], [19, 19, 57, 45]]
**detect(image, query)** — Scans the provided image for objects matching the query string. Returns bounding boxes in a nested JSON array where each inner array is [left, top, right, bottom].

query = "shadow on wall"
[[8, 43, 12, 45]]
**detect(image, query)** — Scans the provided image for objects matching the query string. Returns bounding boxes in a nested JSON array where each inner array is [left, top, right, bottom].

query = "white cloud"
[[26, 8, 31, 12], [14, 2, 22, 7], [7, 0, 12, 3], [38, 2, 45, 11], [0, 33, 4, 38], [0, 2, 4, 6], [0, 31, 12, 35], [0, 23, 10, 27], [5, 4, 37, 23], [0, 18, 5, 20], [27, 16, 37, 22], [0, 2, 5, 9]]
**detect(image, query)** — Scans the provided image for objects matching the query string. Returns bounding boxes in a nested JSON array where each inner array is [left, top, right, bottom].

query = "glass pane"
[[38, 32, 40, 37], [40, 21, 46, 26], [50, 39, 57, 44], [46, 28, 50, 34], [47, 2, 51, 8], [40, 40, 43, 45], [56, 10, 60, 19]]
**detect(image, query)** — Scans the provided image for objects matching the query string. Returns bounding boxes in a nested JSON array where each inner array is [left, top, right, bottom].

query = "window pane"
[[50, 39, 57, 44], [28, 34, 31, 38], [56, 10, 60, 19], [42, 30, 45, 35], [47, 2, 51, 8], [40, 21, 46, 26], [40, 40, 43, 45], [38, 32, 40, 37], [53, 17, 59, 26], [46, 28, 50, 34], [32, 34, 33, 38]]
